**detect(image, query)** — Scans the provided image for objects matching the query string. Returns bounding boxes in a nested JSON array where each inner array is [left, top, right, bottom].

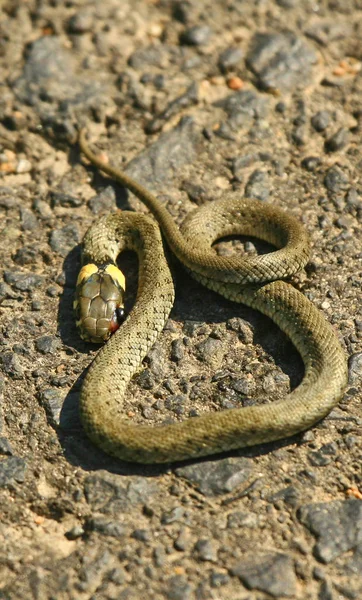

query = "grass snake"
[[75, 129, 348, 464]]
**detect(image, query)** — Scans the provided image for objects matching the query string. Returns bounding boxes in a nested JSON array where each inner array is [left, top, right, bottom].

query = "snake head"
[[74, 263, 126, 343]]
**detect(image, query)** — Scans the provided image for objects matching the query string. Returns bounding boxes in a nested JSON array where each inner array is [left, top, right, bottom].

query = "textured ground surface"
[[0, 1, 362, 599]]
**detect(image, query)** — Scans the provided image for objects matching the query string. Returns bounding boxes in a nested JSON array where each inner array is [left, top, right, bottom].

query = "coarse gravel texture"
[[0, 1, 362, 599]]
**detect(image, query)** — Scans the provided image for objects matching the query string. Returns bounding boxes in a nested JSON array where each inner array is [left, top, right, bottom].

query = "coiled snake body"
[[76, 129, 348, 464]]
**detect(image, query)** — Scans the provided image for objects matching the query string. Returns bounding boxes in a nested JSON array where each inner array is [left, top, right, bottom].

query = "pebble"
[[196, 336, 223, 366], [311, 110, 331, 132], [245, 169, 270, 201], [246, 32, 317, 92], [180, 25, 211, 46], [301, 156, 322, 172], [230, 552, 297, 597], [348, 352, 362, 384], [166, 575, 193, 600], [0, 352, 24, 379], [37, 388, 64, 427], [4, 270, 44, 292], [35, 335, 61, 355], [325, 127, 350, 152], [0, 456, 26, 487], [218, 46, 244, 72], [0, 437, 14, 456], [175, 456, 253, 496], [67, 9, 94, 34], [194, 538, 218, 562], [324, 166, 349, 193], [170, 339, 184, 362], [49, 224, 80, 257], [84, 473, 159, 514], [126, 117, 199, 192], [298, 499, 362, 563]]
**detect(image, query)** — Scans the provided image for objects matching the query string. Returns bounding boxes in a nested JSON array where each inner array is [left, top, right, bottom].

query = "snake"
[[74, 128, 348, 464]]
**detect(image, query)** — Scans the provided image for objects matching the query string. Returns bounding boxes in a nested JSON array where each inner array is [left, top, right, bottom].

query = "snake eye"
[[116, 307, 126, 322]]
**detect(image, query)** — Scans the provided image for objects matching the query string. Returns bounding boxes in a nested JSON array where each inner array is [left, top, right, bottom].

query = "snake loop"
[[76, 129, 348, 463]]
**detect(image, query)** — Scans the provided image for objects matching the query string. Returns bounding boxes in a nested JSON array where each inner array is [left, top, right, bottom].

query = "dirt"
[[0, 1, 361, 599]]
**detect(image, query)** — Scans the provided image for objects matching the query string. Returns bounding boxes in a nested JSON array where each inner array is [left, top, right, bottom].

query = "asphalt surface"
[[0, 1, 361, 599]]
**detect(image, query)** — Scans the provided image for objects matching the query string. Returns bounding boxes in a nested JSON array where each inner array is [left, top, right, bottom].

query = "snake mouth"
[[74, 262, 126, 343]]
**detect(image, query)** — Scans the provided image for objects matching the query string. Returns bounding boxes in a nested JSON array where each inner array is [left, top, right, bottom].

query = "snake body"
[[77, 130, 348, 464]]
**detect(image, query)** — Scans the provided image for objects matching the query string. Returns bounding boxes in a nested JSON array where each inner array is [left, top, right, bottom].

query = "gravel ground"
[[1, 1, 362, 599]]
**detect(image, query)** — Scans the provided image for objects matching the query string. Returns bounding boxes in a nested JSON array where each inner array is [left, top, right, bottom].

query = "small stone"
[[227, 511, 259, 529], [15, 158, 32, 174], [49, 224, 80, 257], [174, 527, 191, 551], [131, 528, 151, 542], [346, 188, 361, 209], [318, 580, 335, 600], [180, 25, 211, 46], [298, 499, 362, 563], [325, 127, 350, 152], [51, 191, 82, 208], [311, 111, 331, 132], [348, 353, 362, 384], [68, 9, 94, 34], [301, 156, 322, 172], [245, 169, 270, 201], [230, 552, 297, 597], [175, 456, 253, 496], [166, 575, 193, 600], [324, 166, 349, 193], [84, 473, 159, 514], [65, 525, 84, 540], [88, 186, 117, 214], [196, 336, 223, 364], [128, 45, 165, 70], [308, 451, 331, 467], [246, 32, 317, 92], [137, 369, 154, 390], [0, 456, 26, 487], [0, 352, 24, 379], [218, 46, 244, 72], [35, 335, 61, 355], [170, 339, 184, 362], [4, 270, 43, 292], [88, 516, 127, 538], [194, 538, 218, 562], [0, 437, 14, 456], [38, 388, 64, 427], [210, 571, 230, 588]]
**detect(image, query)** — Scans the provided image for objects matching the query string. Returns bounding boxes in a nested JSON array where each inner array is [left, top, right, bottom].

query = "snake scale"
[[76, 129, 348, 464]]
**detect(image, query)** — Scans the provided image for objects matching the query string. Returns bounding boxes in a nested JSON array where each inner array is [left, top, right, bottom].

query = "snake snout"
[[74, 263, 126, 343]]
